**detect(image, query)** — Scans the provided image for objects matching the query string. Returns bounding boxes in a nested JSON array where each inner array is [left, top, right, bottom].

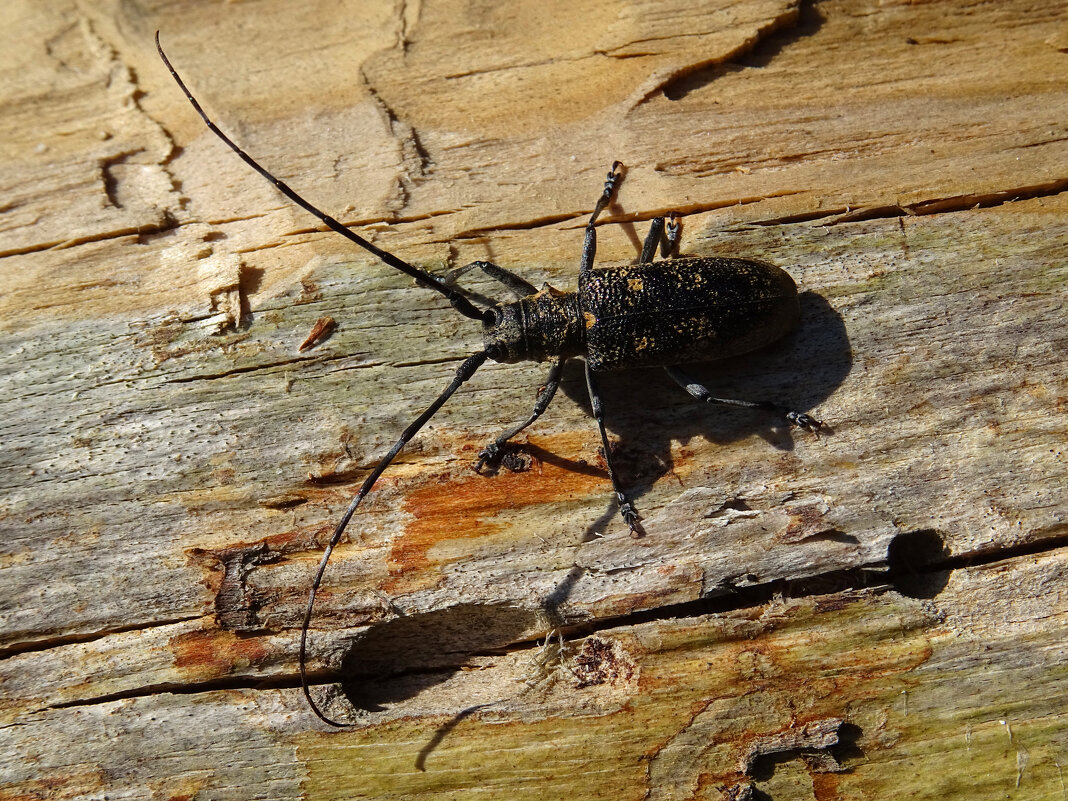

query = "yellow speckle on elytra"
[[584, 311, 597, 329], [627, 278, 644, 292]]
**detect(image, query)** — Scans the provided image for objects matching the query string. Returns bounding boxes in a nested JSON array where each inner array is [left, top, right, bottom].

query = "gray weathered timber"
[[1, 0, 1065, 798]]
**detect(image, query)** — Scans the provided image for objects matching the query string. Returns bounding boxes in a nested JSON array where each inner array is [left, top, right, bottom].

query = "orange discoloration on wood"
[[781, 502, 833, 544], [383, 432, 605, 592], [170, 628, 270, 681], [812, 771, 843, 801], [0, 772, 106, 801]]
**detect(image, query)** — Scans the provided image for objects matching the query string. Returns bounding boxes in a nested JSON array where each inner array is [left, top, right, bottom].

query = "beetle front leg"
[[585, 362, 643, 536], [446, 260, 537, 300], [664, 366, 823, 433], [476, 357, 566, 473]]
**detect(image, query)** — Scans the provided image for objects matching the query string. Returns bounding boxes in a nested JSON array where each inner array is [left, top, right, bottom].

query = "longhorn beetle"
[[157, 33, 823, 727]]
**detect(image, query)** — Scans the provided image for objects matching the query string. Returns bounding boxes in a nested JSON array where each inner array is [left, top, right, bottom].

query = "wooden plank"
[[0, 0, 1065, 798], [5, 551, 1067, 799]]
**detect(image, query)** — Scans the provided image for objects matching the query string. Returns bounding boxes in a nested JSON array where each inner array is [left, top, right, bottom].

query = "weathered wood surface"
[[1, 0, 1065, 799]]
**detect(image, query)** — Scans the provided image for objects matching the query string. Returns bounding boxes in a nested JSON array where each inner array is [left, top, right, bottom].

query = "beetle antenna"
[[300, 349, 490, 726], [155, 32, 489, 323]]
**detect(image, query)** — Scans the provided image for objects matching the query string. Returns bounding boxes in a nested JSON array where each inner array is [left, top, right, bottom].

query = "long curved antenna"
[[300, 349, 490, 726], [155, 32, 489, 323]]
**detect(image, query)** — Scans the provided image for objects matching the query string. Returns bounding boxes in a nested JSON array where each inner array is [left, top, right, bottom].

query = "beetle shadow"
[[319, 581, 587, 764], [332, 602, 543, 715], [544, 291, 851, 536]]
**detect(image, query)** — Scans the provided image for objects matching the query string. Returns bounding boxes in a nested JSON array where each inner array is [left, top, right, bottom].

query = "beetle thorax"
[[483, 284, 583, 363]]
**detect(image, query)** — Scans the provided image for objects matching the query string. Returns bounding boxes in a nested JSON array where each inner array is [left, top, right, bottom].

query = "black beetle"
[[157, 34, 822, 726]]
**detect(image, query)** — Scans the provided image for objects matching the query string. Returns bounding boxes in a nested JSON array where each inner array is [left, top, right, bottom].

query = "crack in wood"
[[161, 355, 325, 384], [749, 178, 1068, 227], [0, 614, 205, 660]]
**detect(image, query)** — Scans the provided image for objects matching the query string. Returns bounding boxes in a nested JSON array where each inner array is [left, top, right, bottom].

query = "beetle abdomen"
[[579, 257, 799, 371]]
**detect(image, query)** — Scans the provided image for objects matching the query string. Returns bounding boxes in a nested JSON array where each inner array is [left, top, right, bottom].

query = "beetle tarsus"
[[473, 357, 566, 475], [619, 497, 644, 537], [603, 161, 623, 199], [663, 212, 680, 259], [787, 411, 823, 435], [475, 443, 502, 473]]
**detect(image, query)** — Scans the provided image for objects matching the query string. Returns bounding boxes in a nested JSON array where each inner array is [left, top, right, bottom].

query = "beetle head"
[[482, 302, 526, 363], [483, 291, 583, 364]]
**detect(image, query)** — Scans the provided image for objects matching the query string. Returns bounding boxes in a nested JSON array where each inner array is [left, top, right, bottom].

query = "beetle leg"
[[639, 213, 680, 264], [585, 362, 643, 535], [639, 217, 665, 264], [580, 161, 624, 277], [476, 357, 566, 472], [446, 260, 537, 300], [664, 366, 823, 434]]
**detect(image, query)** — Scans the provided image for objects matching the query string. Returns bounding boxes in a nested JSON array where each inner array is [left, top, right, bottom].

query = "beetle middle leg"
[[475, 356, 566, 473], [580, 161, 623, 276], [664, 365, 823, 433], [585, 363, 643, 535], [577, 162, 642, 533]]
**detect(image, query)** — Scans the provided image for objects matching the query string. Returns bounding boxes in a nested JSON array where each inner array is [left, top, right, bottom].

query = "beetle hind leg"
[[664, 366, 823, 433], [639, 213, 681, 264], [662, 212, 680, 259], [476, 357, 566, 472]]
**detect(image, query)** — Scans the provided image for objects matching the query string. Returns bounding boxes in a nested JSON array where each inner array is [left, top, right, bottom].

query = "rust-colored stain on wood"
[[812, 771, 843, 801], [170, 629, 270, 681], [0, 772, 106, 801], [384, 433, 604, 589], [781, 502, 838, 544]]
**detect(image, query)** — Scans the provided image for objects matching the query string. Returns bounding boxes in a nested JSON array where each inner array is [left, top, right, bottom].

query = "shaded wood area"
[[1, 0, 1065, 798]]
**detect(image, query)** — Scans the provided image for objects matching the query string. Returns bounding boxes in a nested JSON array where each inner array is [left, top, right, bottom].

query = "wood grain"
[[1, 0, 1065, 799]]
